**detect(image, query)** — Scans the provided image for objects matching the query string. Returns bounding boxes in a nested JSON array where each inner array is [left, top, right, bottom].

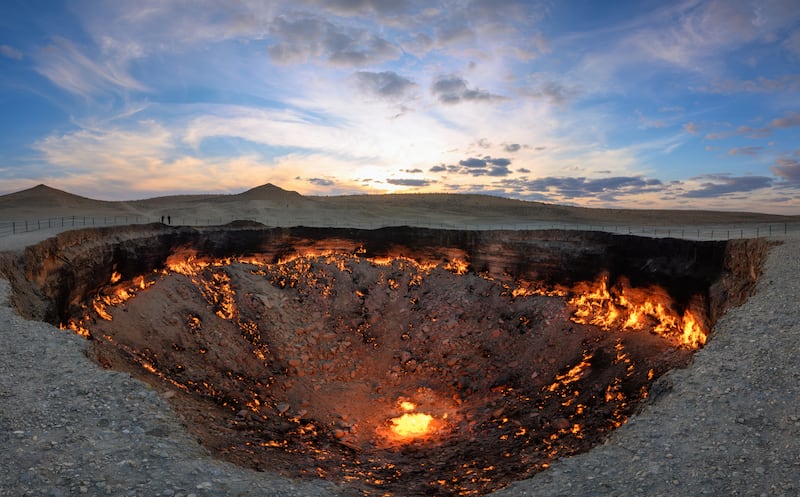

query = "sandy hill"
[[1, 183, 798, 227], [0, 184, 108, 210], [234, 183, 308, 204]]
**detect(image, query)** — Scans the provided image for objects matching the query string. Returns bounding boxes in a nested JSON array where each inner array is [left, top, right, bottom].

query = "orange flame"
[[567, 275, 706, 348], [387, 400, 437, 441], [391, 412, 434, 439]]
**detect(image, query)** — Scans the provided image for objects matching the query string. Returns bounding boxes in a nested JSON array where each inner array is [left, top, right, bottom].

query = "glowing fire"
[[389, 401, 436, 440], [513, 275, 707, 349], [567, 275, 707, 348], [391, 413, 435, 438]]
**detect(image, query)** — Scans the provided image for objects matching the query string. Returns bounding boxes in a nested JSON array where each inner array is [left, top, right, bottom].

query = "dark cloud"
[[435, 19, 475, 45], [771, 154, 800, 183], [683, 174, 773, 198], [459, 157, 488, 168], [386, 178, 432, 187], [402, 168, 423, 173], [354, 71, 416, 99], [504, 143, 521, 153], [431, 75, 506, 104], [304, 0, 413, 16], [498, 176, 665, 201], [307, 177, 335, 186], [454, 157, 512, 176], [430, 156, 514, 177], [268, 13, 400, 66], [728, 146, 763, 156]]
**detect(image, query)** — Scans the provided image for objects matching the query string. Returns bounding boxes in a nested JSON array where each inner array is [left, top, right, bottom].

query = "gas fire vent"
[[2, 224, 768, 497]]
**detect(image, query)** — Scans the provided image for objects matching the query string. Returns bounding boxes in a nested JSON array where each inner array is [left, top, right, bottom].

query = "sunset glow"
[[0, 1, 798, 212]]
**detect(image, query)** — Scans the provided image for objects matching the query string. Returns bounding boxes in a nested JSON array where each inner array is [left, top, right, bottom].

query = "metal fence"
[[1, 213, 798, 241]]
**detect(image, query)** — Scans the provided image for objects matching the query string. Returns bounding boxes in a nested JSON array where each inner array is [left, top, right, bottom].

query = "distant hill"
[[233, 183, 306, 203], [234, 183, 303, 200], [0, 184, 112, 210]]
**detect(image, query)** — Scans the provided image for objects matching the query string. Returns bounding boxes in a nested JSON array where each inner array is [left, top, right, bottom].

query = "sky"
[[0, 0, 799, 213]]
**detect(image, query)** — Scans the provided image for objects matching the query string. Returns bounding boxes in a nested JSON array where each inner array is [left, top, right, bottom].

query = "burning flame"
[[514, 275, 707, 349], [388, 401, 435, 440]]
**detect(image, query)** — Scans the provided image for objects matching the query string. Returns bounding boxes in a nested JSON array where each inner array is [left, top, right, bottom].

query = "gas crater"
[[1, 223, 769, 497]]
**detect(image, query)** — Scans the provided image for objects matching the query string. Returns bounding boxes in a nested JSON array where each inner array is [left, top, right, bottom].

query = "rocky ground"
[[1, 230, 798, 497]]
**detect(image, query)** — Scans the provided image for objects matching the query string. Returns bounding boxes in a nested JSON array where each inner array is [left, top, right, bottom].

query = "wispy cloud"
[[705, 111, 800, 140], [771, 152, 800, 183], [683, 174, 773, 198], [728, 146, 763, 156], [701, 75, 800, 93], [386, 178, 433, 187], [0, 44, 23, 60], [34, 37, 147, 98]]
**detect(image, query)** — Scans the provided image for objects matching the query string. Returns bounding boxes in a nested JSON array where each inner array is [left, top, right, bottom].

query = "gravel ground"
[[1, 231, 798, 497]]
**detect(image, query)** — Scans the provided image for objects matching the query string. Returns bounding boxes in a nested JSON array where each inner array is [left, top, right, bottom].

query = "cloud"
[[704, 111, 800, 141], [504, 143, 521, 152], [267, 12, 400, 66], [770, 111, 800, 129], [306, 177, 335, 186], [771, 154, 800, 183], [429, 156, 515, 177], [431, 75, 506, 104], [304, 0, 414, 16], [683, 174, 773, 198], [636, 110, 667, 129], [702, 75, 800, 93], [683, 122, 698, 134], [34, 37, 147, 97], [728, 146, 763, 156], [0, 44, 23, 60], [783, 29, 800, 58], [498, 175, 664, 200], [386, 178, 432, 187], [628, 1, 781, 70], [521, 79, 578, 105], [354, 71, 416, 99]]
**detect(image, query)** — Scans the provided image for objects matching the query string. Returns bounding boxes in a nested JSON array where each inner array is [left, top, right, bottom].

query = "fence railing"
[[1, 214, 798, 241]]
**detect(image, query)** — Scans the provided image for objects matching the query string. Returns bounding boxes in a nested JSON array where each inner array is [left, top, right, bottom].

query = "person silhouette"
[[168, 215, 171, 225]]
